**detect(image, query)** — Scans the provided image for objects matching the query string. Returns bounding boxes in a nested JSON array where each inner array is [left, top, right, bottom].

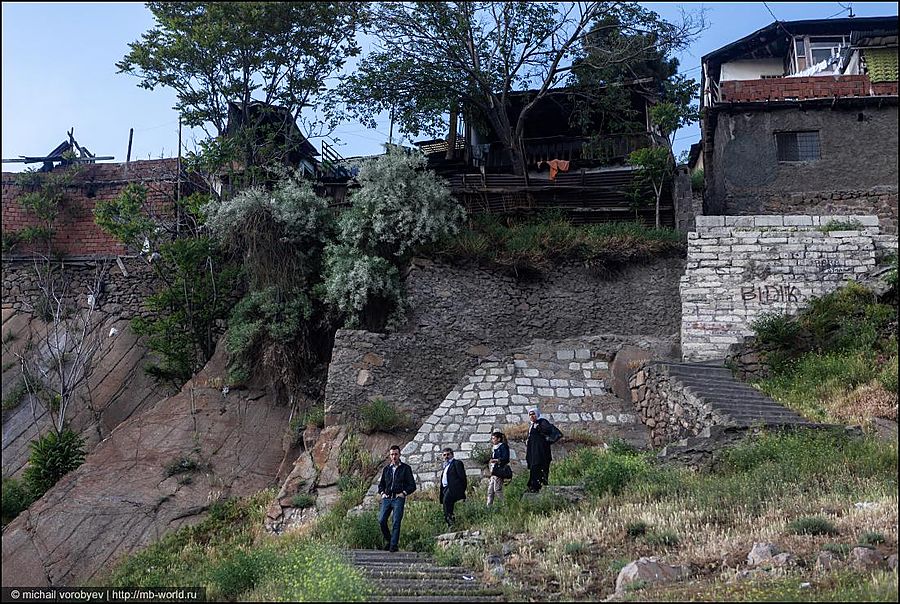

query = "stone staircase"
[[342, 549, 505, 602], [654, 362, 828, 464], [662, 362, 812, 428]]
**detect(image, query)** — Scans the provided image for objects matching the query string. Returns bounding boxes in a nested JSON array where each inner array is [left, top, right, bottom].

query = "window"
[[776, 131, 821, 162], [792, 35, 848, 73]]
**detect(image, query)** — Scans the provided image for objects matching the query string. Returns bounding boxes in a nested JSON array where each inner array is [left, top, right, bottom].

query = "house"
[[415, 84, 674, 225], [700, 16, 898, 233]]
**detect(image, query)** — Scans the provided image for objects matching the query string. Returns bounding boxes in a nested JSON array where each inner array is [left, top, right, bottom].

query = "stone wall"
[[2, 256, 160, 320], [628, 363, 716, 447], [672, 166, 699, 234], [325, 257, 685, 426], [706, 104, 898, 233], [381, 334, 678, 492], [681, 214, 887, 362]]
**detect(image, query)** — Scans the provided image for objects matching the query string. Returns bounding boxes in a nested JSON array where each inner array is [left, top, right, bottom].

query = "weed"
[[625, 520, 650, 538], [163, 456, 206, 477], [563, 540, 588, 556], [358, 398, 408, 433], [644, 529, 680, 547], [821, 543, 852, 559], [2, 476, 35, 527], [2, 379, 28, 412], [470, 444, 493, 466], [819, 219, 865, 233], [858, 531, 886, 546], [291, 493, 316, 509], [23, 429, 86, 496], [786, 516, 840, 536]]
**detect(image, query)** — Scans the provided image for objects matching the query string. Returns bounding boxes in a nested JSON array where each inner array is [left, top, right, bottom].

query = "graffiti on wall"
[[740, 284, 804, 305]]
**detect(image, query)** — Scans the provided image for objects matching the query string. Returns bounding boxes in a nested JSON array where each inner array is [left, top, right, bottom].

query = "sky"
[[2, 2, 898, 172]]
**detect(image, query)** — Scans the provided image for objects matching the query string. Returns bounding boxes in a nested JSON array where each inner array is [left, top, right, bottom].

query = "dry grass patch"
[[828, 381, 898, 427]]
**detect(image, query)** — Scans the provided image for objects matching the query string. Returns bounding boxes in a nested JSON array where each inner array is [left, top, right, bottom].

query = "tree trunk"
[[446, 105, 458, 161]]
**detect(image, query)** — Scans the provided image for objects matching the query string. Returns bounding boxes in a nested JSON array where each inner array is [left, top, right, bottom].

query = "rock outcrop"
[[1, 339, 291, 587]]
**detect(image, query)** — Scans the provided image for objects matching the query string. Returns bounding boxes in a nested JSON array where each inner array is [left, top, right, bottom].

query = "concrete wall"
[[707, 105, 898, 233], [681, 215, 889, 362], [325, 257, 685, 426], [720, 59, 784, 81]]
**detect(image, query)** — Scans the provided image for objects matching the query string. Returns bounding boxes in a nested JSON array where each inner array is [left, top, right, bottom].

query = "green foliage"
[[628, 146, 672, 228], [341, 149, 464, 259], [625, 520, 650, 538], [821, 543, 852, 559], [429, 214, 682, 271], [225, 286, 314, 384], [22, 429, 86, 496], [338, 432, 380, 478], [163, 456, 206, 478], [2, 379, 28, 412], [877, 357, 898, 393], [204, 177, 334, 291], [2, 476, 36, 527], [16, 226, 53, 245], [131, 237, 240, 385], [118, 3, 368, 177], [552, 447, 655, 497], [206, 547, 278, 601], [320, 245, 402, 330], [643, 529, 681, 548], [93, 183, 156, 250], [358, 398, 408, 434], [291, 493, 315, 509], [690, 168, 704, 192], [470, 444, 493, 466], [819, 219, 865, 233], [858, 531, 886, 546], [786, 516, 840, 536]]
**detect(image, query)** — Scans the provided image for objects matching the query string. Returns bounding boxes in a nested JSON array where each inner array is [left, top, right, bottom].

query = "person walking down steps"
[[377, 445, 417, 552], [487, 431, 511, 506], [439, 447, 467, 528]]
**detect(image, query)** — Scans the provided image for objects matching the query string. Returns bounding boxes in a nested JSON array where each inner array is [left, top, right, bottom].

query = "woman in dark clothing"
[[525, 407, 552, 492], [487, 431, 510, 505]]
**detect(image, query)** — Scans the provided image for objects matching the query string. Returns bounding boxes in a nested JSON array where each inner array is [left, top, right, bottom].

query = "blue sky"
[[2, 2, 897, 172]]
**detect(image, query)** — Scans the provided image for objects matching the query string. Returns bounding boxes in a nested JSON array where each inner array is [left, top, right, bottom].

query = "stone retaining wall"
[[629, 363, 717, 447], [325, 257, 684, 426], [379, 334, 678, 492], [2, 256, 160, 319], [680, 215, 888, 362]]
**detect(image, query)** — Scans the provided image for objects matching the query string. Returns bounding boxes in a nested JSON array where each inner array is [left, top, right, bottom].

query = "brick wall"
[[720, 75, 897, 102], [2, 159, 180, 257]]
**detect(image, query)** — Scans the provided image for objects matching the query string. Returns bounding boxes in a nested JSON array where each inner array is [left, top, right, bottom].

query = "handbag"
[[492, 463, 513, 480]]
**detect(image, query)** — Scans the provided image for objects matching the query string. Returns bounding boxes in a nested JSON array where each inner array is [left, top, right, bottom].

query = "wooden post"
[[126, 128, 134, 163]]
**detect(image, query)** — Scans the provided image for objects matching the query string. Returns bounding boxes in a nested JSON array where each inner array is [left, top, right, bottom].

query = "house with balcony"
[[700, 16, 898, 233], [414, 84, 674, 225]]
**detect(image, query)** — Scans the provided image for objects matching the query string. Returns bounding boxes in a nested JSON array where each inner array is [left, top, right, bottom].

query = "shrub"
[[626, 520, 650, 538], [858, 531, 886, 546], [470, 444, 493, 466], [2, 379, 28, 412], [2, 476, 36, 526], [291, 494, 316, 509], [207, 547, 277, 601], [821, 542, 852, 559], [23, 429, 86, 496], [320, 245, 403, 330], [563, 540, 588, 556], [877, 357, 898, 393], [164, 456, 206, 477], [358, 398, 408, 433], [690, 168, 704, 192], [93, 183, 156, 250], [786, 516, 840, 536], [644, 529, 680, 547]]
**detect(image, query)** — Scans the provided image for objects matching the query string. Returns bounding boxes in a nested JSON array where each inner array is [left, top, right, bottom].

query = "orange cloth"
[[540, 159, 570, 180]]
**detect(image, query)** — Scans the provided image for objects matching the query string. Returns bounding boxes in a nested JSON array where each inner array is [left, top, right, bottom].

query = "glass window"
[[776, 131, 821, 162]]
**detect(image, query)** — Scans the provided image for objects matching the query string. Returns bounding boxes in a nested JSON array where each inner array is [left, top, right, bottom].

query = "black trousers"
[[441, 488, 460, 526], [527, 463, 550, 492]]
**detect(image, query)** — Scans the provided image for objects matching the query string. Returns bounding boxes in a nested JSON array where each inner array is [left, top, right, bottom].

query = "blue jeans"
[[378, 496, 406, 548]]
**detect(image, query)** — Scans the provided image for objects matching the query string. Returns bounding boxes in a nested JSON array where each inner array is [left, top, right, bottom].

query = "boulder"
[[615, 557, 687, 594], [747, 542, 782, 567], [521, 485, 587, 506], [849, 546, 884, 571]]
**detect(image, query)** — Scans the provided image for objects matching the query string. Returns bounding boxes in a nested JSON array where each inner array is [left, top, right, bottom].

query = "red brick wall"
[[720, 75, 898, 102], [2, 159, 179, 257]]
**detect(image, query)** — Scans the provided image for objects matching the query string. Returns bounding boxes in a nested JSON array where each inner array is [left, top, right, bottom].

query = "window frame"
[[775, 130, 822, 163]]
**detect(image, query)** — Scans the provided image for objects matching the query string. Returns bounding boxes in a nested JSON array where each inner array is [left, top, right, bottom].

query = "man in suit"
[[525, 407, 552, 492], [377, 445, 417, 552], [438, 447, 467, 528]]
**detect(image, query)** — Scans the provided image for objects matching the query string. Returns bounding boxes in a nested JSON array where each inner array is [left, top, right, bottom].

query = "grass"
[[358, 398, 409, 433], [2, 379, 28, 412], [786, 516, 840, 536], [819, 219, 865, 233], [423, 213, 683, 272]]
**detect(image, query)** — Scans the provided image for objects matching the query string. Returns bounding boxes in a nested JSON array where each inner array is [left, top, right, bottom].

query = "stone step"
[[362, 568, 481, 580], [706, 404, 806, 417]]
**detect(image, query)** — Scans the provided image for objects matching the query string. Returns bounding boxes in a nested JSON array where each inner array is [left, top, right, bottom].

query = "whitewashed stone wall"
[[681, 215, 885, 362]]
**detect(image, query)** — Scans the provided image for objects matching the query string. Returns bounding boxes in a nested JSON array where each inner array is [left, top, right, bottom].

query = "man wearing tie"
[[438, 447, 467, 528]]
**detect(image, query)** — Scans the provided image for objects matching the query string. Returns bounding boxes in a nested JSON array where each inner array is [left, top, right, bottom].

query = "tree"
[[627, 75, 699, 228], [117, 2, 369, 179], [341, 2, 702, 175]]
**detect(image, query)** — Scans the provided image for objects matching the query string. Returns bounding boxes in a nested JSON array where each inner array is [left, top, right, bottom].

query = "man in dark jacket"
[[525, 407, 552, 492], [377, 445, 417, 552], [438, 447, 467, 527]]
